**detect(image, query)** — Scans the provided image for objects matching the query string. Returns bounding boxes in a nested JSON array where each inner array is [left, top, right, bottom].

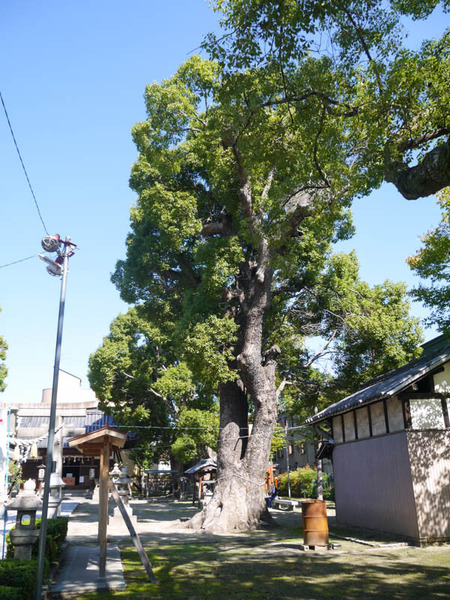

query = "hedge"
[[0, 559, 50, 600], [277, 466, 335, 500], [0, 587, 23, 600], [6, 516, 69, 562]]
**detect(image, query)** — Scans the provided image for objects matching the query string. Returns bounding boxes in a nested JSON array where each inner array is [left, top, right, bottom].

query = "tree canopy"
[[88, 306, 217, 468], [408, 188, 450, 334], [206, 0, 450, 201]]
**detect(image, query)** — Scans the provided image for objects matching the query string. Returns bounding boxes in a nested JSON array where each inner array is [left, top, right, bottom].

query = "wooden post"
[[68, 426, 127, 585], [98, 440, 110, 580], [109, 481, 157, 583]]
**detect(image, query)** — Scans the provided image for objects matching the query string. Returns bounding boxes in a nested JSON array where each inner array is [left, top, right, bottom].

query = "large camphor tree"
[[103, 1, 447, 532]]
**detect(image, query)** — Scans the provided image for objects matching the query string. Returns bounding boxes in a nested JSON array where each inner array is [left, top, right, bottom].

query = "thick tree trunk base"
[[187, 476, 271, 533]]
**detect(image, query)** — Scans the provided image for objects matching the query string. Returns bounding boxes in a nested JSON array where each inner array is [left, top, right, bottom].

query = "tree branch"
[[386, 138, 450, 200]]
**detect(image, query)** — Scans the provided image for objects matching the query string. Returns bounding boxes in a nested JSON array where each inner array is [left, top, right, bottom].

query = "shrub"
[[277, 466, 334, 500], [0, 559, 50, 600], [6, 516, 69, 562], [0, 587, 23, 600]]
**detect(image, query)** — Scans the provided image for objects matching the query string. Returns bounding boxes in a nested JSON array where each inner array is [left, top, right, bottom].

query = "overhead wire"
[[0, 90, 49, 235], [0, 254, 37, 270]]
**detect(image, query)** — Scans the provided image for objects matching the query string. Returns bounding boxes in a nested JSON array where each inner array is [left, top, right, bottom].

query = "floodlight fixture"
[[41, 234, 61, 253], [38, 254, 62, 276]]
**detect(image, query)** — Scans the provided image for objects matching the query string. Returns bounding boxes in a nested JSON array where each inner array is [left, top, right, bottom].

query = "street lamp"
[[35, 235, 76, 600]]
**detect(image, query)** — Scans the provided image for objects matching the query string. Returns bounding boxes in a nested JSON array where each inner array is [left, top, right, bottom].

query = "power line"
[[0, 90, 49, 235], [0, 254, 36, 269]]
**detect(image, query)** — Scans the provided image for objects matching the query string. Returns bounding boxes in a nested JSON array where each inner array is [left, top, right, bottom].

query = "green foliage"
[[277, 466, 334, 500], [0, 306, 7, 392], [270, 424, 286, 454], [0, 587, 22, 600], [276, 252, 422, 417], [183, 316, 239, 389], [171, 406, 219, 464], [0, 559, 50, 600], [88, 306, 216, 467], [408, 189, 450, 334], [208, 1, 450, 200], [6, 517, 68, 563]]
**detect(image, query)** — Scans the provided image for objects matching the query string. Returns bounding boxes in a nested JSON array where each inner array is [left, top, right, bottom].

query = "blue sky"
[[0, 1, 447, 404]]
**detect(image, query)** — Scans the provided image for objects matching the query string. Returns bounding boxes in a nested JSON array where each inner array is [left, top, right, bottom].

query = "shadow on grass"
[[69, 542, 450, 600], [143, 544, 450, 600]]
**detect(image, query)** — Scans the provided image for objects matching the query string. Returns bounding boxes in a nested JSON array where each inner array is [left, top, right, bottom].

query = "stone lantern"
[[47, 472, 65, 518], [116, 466, 133, 508], [6, 479, 43, 559], [110, 465, 137, 526], [109, 462, 122, 483]]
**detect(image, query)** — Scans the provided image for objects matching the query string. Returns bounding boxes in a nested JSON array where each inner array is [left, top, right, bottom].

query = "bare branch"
[[397, 128, 450, 153], [304, 330, 337, 368], [276, 379, 292, 400]]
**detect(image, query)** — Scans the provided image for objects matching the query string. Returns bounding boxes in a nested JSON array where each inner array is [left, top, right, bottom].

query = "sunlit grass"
[[68, 540, 450, 600]]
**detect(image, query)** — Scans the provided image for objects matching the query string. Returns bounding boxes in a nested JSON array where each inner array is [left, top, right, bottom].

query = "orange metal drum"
[[301, 500, 329, 546]]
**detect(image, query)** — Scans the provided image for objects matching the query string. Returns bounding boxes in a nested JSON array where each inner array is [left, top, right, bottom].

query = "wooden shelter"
[[69, 425, 127, 580]]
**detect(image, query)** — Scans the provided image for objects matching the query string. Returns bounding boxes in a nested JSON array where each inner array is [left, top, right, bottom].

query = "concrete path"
[[49, 495, 199, 597], [50, 545, 125, 597]]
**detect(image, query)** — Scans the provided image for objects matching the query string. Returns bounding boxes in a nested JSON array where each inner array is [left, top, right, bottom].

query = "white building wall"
[[386, 396, 404, 432], [356, 407, 370, 439], [433, 362, 450, 394], [371, 402, 386, 436]]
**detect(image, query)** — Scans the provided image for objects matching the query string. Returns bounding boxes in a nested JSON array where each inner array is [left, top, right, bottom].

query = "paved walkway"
[[49, 496, 200, 598]]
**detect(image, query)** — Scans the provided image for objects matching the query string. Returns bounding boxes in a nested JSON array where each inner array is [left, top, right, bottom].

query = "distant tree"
[[0, 306, 7, 392], [407, 188, 450, 334], [277, 252, 423, 420], [88, 307, 216, 469]]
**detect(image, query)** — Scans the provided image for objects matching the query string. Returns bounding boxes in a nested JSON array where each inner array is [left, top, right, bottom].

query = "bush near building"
[[277, 466, 334, 501]]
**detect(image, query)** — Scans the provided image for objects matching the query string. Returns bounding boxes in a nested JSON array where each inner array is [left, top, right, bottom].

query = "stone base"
[[109, 506, 137, 526]]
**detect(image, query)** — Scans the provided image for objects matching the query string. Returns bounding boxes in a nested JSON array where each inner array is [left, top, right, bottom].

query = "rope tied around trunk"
[[216, 473, 266, 487]]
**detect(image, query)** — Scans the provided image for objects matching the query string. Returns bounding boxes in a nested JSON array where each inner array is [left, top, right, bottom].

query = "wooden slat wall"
[[334, 432, 420, 540]]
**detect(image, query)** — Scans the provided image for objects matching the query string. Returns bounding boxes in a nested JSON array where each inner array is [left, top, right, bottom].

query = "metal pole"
[[1, 407, 11, 559], [35, 239, 71, 600], [285, 421, 291, 498]]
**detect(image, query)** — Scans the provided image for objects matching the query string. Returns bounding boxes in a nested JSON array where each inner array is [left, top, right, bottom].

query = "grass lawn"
[[65, 516, 450, 600]]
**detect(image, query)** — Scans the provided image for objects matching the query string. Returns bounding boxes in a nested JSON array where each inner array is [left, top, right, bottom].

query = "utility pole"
[[285, 420, 291, 498], [35, 236, 75, 600]]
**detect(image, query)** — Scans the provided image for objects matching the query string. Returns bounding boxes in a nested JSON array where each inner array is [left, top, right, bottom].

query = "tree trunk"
[[189, 249, 279, 533]]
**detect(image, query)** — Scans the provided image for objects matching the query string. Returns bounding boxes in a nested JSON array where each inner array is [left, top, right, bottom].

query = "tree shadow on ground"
[[139, 544, 450, 600]]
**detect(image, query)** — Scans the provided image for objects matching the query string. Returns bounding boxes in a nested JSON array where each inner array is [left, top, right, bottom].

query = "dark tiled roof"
[[184, 458, 217, 475], [19, 410, 118, 448], [19, 410, 116, 429], [306, 335, 450, 425]]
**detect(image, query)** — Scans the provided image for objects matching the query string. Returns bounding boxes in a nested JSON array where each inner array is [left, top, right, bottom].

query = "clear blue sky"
[[0, 1, 447, 404]]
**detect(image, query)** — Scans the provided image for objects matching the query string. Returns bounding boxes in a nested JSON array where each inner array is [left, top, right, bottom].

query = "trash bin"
[[301, 500, 328, 546]]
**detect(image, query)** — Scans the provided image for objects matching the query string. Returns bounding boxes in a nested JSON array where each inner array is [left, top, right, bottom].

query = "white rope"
[[216, 474, 266, 488], [9, 424, 63, 447]]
